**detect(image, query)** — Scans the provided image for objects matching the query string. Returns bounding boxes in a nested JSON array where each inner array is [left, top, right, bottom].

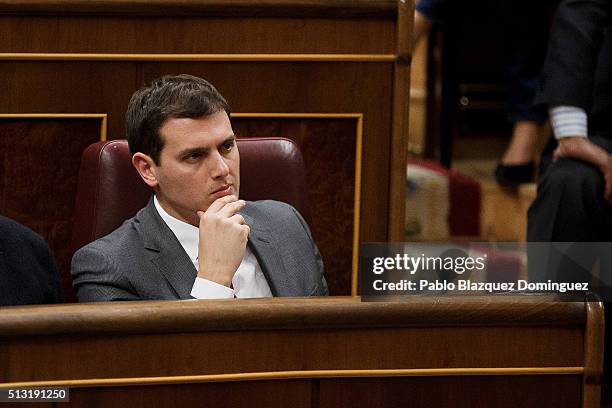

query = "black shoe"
[[494, 162, 535, 186]]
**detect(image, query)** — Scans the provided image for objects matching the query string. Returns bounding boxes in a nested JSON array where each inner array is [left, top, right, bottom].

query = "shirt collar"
[[153, 195, 199, 261]]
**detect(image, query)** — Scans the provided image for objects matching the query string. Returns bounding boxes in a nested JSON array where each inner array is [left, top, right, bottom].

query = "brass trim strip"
[[0, 367, 584, 389], [232, 113, 364, 119], [352, 115, 363, 297], [0, 53, 396, 62], [0, 113, 108, 141], [100, 116, 108, 141], [233, 113, 362, 294], [582, 298, 605, 408], [387, 0, 412, 242]]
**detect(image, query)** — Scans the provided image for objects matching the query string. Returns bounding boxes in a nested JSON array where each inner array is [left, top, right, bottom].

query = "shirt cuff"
[[191, 277, 235, 299], [550, 106, 588, 140]]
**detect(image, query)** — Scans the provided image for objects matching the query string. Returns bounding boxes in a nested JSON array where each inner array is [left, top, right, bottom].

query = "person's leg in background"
[[495, 0, 558, 185]]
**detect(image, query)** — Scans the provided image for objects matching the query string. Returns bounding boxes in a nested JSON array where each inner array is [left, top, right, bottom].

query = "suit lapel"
[[136, 199, 299, 298], [241, 205, 300, 296], [138, 198, 197, 299]]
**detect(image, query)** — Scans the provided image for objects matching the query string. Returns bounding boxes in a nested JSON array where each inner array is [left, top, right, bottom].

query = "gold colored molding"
[[352, 116, 363, 297], [387, 0, 411, 241], [0, 53, 396, 62], [0, 367, 584, 389], [583, 298, 605, 408], [233, 113, 363, 119], [233, 113, 362, 296], [0, 113, 108, 141]]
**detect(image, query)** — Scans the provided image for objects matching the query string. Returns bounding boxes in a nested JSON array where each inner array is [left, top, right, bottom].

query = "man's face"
[[150, 110, 240, 225]]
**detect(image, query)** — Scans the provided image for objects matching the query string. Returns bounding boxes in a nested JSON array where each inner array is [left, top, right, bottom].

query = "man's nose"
[[209, 151, 230, 178]]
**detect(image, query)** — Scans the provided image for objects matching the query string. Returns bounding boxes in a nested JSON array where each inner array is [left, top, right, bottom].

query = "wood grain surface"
[[0, 296, 601, 407]]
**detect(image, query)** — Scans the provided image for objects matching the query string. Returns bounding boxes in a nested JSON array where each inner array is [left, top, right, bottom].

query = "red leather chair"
[[66, 137, 307, 301]]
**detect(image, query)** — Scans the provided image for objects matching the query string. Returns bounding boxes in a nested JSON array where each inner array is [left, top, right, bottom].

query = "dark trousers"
[[528, 136, 612, 242], [528, 136, 612, 397]]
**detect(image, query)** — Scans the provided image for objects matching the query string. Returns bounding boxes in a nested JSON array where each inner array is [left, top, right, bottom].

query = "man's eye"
[[221, 141, 235, 153], [185, 152, 202, 161]]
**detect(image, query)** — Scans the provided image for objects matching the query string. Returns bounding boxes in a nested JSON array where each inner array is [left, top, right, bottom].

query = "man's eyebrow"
[[221, 134, 236, 144], [177, 135, 235, 158], [177, 146, 208, 158]]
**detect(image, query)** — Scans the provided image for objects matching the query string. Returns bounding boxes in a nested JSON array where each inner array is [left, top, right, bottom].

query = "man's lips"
[[210, 184, 233, 198]]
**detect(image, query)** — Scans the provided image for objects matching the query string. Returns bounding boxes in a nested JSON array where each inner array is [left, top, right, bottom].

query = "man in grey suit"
[[71, 74, 328, 301]]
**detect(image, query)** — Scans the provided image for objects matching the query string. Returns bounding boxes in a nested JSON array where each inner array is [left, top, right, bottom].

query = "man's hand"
[[554, 137, 612, 203], [197, 195, 249, 287]]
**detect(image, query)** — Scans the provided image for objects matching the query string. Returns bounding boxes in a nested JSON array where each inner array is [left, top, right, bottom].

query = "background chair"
[[66, 137, 307, 301]]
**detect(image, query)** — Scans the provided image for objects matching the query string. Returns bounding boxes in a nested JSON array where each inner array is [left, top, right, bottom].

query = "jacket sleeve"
[[535, 0, 610, 110], [290, 206, 329, 296], [71, 245, 141, 302]]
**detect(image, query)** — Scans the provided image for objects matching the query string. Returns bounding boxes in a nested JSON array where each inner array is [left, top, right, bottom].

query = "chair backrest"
[[67, 137, 308, 300], [71, 136, 308, 251]]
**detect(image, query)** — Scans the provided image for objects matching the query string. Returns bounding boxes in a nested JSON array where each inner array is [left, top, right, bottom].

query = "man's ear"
[[132, 153, 159, 188]]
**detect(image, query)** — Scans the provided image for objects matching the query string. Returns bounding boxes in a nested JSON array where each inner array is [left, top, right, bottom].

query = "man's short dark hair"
[[126, 74, 231, 164]]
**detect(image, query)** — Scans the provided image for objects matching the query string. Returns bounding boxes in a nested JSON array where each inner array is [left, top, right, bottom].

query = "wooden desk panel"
[[319, 376, 583, 408], [0, 116, 105, 288], [68, 381, 314, 408], [0, 0, 397, 18], [1, 326, 584, 381], [0, 296, 603, 407], [0, 16, 396, 54]]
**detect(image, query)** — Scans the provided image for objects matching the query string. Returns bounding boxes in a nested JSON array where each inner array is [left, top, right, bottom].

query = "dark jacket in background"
[[0, 215, 63, 305], [535, 0, 612, 138]]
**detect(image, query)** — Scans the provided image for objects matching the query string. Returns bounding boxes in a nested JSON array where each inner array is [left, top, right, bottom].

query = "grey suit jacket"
[[71, 198, 328, 301]]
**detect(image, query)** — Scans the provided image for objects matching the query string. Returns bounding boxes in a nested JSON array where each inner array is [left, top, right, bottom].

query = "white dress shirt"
[[550, 105, 588, 139], [153, 196, 272, 299]]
